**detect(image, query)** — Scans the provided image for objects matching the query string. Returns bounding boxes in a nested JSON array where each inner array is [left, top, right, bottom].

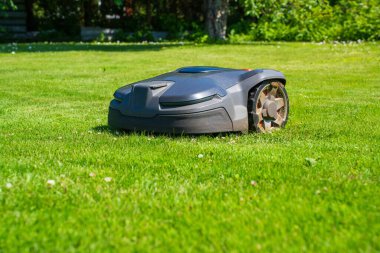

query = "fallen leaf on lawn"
[[305, 157, 317, 167]]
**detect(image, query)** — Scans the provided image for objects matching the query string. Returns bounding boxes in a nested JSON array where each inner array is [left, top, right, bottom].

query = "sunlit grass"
[[0, 42, 379, 252]]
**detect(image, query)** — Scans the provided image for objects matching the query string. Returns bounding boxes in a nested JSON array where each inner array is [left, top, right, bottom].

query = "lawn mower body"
[[108, 66, 286, 134]]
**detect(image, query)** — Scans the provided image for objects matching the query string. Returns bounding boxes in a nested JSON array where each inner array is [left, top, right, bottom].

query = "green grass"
[[0, 42, 379, 252]]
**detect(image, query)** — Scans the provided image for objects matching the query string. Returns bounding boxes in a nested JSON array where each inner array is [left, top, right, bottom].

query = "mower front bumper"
[[108, 107, 233, 134]]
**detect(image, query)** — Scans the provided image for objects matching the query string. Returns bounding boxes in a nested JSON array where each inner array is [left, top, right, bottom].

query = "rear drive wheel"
[[248, 80, 289, 133]]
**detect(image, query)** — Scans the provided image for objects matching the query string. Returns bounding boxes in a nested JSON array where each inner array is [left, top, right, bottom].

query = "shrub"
[[231, 0, 380, 41]]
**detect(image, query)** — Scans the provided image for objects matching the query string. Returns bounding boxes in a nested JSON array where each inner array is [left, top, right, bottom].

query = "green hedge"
[[229, 0, 380, 41], [3, 0, 379, 42]]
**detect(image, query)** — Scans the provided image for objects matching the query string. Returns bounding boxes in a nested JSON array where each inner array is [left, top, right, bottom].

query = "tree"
[[0, 0, 16, 10], [205, 0, 229, 40]]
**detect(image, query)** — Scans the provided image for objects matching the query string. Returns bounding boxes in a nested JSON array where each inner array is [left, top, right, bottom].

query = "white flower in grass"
[[5, 182, 13, 189], [104, 177, 112, 182], [197, 154, 204, 159], [250, 180, 258, 187], [47, 179, 56, 187], [89, 172, 96, 177]]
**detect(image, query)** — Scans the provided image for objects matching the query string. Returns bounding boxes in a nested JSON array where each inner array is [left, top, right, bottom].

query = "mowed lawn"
[[0, 42, 379, 252]]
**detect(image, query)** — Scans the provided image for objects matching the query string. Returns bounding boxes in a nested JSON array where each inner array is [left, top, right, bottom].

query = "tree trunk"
[[205, 0, 229, 40]]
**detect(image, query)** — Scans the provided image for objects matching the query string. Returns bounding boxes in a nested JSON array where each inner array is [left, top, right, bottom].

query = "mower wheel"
[[248, 80, 289, 133]]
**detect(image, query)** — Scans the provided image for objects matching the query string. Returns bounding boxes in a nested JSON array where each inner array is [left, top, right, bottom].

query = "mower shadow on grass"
[[92, 125, 240, 139]]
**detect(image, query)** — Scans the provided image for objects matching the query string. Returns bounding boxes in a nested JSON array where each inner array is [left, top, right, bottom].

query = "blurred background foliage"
[[1, 0, 379, 42], [231, 0, 380, 41]]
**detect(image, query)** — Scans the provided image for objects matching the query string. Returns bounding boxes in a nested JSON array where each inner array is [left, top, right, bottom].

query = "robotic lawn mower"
[[108, 66, 289, 134]]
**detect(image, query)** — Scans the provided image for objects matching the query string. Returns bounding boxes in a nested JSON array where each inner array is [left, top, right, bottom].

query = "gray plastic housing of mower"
[[108, 66, 286, 134]]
